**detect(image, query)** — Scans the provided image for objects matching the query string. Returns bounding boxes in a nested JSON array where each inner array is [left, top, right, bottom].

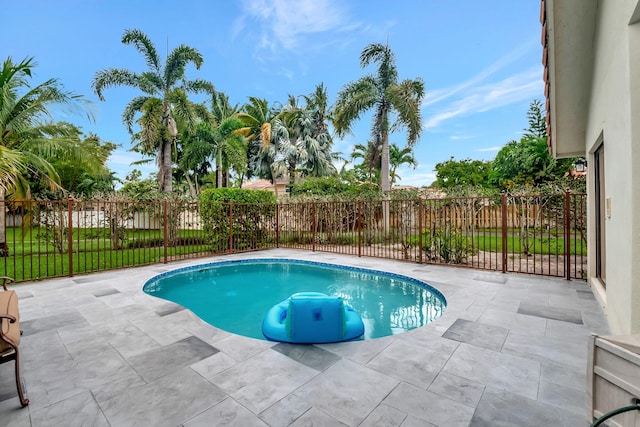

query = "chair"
[[0, 276, 29, 407]]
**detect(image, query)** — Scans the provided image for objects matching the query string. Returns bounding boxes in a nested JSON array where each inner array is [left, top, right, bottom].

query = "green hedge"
[[199, 188, 276, 251], [199, 188, 276, 204]]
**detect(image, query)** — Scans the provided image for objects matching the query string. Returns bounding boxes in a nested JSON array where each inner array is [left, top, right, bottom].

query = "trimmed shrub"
[[199, 188, 276, 251]]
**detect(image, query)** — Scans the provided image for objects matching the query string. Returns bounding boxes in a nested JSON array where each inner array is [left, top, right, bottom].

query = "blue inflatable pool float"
[[262, 292, 365, 343]]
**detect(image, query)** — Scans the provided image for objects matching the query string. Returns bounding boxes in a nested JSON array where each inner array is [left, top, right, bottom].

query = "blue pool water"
[[143, 259, 447, 340]]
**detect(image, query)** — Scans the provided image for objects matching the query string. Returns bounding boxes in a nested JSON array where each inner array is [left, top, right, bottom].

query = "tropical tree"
[[275, 84, 337, 190], [523, 99, 547, 141], [213, 117, 247, 188], [236, 97, 284, 194], [210, 92, 246, 187], [37, 123, 117, 197], [299, 83, 336, 177], [489, 100, 574, 189], [271, 97, 300, 190], [177, 121, 216, 195], [333, 43, 425, 193], [389, 143, 417, 186], [0, 56, 93, 255], [92, 29, 215, 193], [434, 157, 493, 189], [350, 141, 381, 183]]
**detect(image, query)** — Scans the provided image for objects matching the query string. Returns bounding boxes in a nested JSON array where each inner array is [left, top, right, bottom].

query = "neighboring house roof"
[[243, 179, 288, 191], [541, 0, 598, 158], [244, 179, 281, 190]]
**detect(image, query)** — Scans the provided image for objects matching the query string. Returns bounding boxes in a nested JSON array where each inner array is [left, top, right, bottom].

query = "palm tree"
[[236, 97, 284, 194], [92, 29, 215, 193], [333, 43, 425, 193], [210, 92, 245, 187], [213, 116, 247, 188], [178, 92, 247, 194], [275, 85, 337, 190], [351, 141, 381, 183], [0, 56, 93, 255], [178, 121, 215, 195], [300, 84, 336, 178], [389, 143, 417, 186]]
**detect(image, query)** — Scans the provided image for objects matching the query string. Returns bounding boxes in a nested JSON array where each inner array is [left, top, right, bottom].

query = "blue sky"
[[2, 0, 544, 187]]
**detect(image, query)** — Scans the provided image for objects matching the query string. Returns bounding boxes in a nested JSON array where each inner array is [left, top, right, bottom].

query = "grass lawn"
[[2, 244, 218, 282], [2, 227, 229, 281], [472, 235, 587, 256]]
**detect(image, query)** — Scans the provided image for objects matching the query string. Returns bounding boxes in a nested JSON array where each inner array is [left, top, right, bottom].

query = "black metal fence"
[[1, 192, 586, 282]]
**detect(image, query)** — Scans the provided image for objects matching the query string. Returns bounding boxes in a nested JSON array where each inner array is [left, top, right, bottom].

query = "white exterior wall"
[[629, 10, 640, 334], [584, 0, 640, 334]]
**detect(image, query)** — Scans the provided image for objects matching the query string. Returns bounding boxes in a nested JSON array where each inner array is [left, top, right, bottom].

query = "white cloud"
[[475, 146, 502, 152], [449, 134, 474, 141], [236, 0, 351, 51], [393, 165, 436, 187], [277, 67, 295, 80], [423, 67, 542, 130], [421, 37, 543, 131], [422, 38, 538, 108]]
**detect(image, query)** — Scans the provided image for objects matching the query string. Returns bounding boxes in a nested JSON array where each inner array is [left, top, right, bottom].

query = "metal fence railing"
[[277, 192, 587, 279], [1, 192, 587, 282]]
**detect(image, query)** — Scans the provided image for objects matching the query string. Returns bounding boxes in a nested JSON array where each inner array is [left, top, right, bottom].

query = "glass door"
[[594, 143, 606, 285]]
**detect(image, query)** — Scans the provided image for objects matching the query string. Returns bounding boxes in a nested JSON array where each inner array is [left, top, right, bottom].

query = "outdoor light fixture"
[[574, 158, 587, 173]]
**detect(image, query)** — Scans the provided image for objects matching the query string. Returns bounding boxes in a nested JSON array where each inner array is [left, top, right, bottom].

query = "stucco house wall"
[[546, 0, 640, 333]]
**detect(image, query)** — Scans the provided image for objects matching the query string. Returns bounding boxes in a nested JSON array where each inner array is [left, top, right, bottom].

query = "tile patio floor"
[[0, 249, 610, 426]]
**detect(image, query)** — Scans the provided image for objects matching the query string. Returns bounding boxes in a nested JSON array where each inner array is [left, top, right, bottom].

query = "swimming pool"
[[143, 259, 446, 340]]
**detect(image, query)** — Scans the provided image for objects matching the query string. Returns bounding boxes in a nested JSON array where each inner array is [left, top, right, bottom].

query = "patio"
[[0, 249, 609, 426]]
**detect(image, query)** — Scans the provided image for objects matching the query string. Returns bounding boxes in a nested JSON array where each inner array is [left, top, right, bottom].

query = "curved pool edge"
[[142, 257, 448, 308]]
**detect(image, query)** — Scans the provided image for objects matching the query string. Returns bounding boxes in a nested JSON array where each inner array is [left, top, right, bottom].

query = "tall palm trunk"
[[160, 137, 173, 192], [184, 174, 196, 196], [270, 165, 279, 198], [380, 113, 391, 233], [216, 151, 223, 188], [379, 105, 391, 192], [288, 160, 296, 193], [160, 107, 177, 192], [381, 138, 390, 192]]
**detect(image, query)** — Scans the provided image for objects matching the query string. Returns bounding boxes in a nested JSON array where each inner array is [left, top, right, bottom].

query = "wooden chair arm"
[[0, 313, 17, 324], [0, 276, 15, 291], [0, 313, 18, 349]]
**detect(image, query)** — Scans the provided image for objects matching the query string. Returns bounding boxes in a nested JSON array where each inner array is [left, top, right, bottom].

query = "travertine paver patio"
[[0, 249, 609, 426]]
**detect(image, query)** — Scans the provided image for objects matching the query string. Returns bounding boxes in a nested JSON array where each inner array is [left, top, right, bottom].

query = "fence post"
[[418, 199, 423, 264], [501, 194, 507, 273], [162, 200, 168, 264], [312, 201, 316, 252], [229, 202, 234, 253], [565, 191, 571, 280], [67, 196, 74, 277], [275, 203, 280, 248], [357, 200, 362, 257]]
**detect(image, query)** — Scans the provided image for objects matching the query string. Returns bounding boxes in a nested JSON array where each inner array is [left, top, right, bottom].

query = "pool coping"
[[142, 257, 448, 306], [142, 257, 448, 341]]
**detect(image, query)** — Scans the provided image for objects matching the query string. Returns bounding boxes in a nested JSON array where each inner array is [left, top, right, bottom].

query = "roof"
[[541, 0, 598, 158], [242, 178, 289, 190], [243, 179, 283, 191]]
